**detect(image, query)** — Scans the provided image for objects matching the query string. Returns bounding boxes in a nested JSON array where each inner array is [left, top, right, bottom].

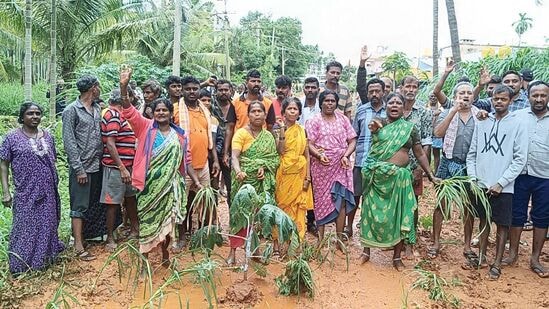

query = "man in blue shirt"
[[347, 78, 386, 249]]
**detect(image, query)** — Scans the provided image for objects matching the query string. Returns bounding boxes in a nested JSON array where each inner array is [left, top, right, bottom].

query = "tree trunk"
[[432, 0, 439, 77], [172, 0, 182, 75], [49, 0, 57, 122], [445, 0, 461, 63], [24, 0, 32, 102]]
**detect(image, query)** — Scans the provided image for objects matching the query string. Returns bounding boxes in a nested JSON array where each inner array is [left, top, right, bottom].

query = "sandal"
[[392, 258, 405, 271], [530, 264, 549, 278], [426, 247, 439, 259], [523, 221, 534, 231], [226, 256, 235, 266], [76, 250, 96, 261], [463, 250, 479, 265], [488, 265, 501, 280]]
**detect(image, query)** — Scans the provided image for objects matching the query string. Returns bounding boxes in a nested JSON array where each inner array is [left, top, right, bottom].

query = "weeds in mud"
[[45, 264, 80, 309], [304, 232, 350, 271], [409, 268, 461, 308]]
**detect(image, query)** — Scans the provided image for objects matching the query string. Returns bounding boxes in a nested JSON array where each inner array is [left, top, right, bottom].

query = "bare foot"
[[172, 239, 186, 253]]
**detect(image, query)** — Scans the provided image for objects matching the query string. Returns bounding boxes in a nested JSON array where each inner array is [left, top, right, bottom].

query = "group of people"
[[1, 46, 548, 283]]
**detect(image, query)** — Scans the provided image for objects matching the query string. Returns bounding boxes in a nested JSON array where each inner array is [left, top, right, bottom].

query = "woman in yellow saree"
[[274, 97, 313, 253]]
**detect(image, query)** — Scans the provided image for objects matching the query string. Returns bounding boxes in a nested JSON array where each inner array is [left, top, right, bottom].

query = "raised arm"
[[434, 60, 456, 108], [356, 45, 370, 104]]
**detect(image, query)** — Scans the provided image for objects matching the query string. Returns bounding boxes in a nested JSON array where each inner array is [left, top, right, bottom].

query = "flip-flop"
[[530, 264, 549, 278], [360, 252, 370, 264], [426, 247, 439, 259], [488, 265, 501, 280], [523, 221, 534, 231], [76, 250, 96, 261]]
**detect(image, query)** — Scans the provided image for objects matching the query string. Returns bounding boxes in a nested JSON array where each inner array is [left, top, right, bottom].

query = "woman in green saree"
[[360, 93, 439, 270], [226, 101, 280, 265]]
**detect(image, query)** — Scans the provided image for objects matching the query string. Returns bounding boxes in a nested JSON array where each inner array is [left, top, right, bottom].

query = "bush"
[[0, 82, 49, 116]]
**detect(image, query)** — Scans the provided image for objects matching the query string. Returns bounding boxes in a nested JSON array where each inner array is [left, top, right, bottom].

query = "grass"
[[409, 268, 461, 308]]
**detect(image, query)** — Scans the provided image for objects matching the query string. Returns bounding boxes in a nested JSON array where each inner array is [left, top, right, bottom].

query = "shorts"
[[512, 175, 549, 229], [99, 166, 137, 205], [432, 137, 443, 149], [477, 193, 512, 226], [185, 164, 210, 194], [353, 167, 363, 197], [69, 168, 102, 219], [412, 168, 423, 196], [435, 156, 467, 180]]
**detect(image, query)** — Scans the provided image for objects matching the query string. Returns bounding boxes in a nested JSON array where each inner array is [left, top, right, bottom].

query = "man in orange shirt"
[[223, 69, 275, 170], [173, 76, 220, 251]]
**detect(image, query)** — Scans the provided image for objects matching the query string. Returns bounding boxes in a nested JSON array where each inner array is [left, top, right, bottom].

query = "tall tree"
[[172, 0, 182, 75], [512, 13, 533, 47], [24, 0, 32, 102], [432, 0, 439, 77], [445, 0, 461, 63], [49, 0, 56, 121], [381, 51, 411, 82]]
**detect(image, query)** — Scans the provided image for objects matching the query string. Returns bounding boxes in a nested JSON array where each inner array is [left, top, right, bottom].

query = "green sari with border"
[[137, 130, 187, 253], [360, 118, 417, 248]]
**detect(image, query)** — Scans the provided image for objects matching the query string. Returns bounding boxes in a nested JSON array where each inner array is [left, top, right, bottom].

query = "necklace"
[[248, 125, 261, 138], [21, 128, 48, 156]]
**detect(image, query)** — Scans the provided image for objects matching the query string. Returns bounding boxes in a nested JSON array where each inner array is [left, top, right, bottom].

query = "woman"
[[305, 90, 357, 243], [0, 102, 65, 275], [119, 68, 201, 269], [359, 92, 438, 270], [274, 97, 313, 248], [226, 101, 279, 265]]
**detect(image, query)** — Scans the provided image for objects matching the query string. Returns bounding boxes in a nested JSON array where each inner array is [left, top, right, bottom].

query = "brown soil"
[[15, 182, 549, 308]]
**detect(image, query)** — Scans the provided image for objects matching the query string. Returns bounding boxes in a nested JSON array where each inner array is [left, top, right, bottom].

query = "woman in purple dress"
[[305, 90, 357, 244], [0, 102, 65, 275]]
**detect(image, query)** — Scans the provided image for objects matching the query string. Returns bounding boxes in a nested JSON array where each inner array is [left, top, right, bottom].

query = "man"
[[175, 76, 220, 250], [436, 61, 494, 113], [268, 75, 292, 121], [501, 70, 530, 112], [472, 68, 502, 113], [381, 77, 394, 96], [400, 75, 433, 257], [99, 89, 139, 251], [62, 75, 104, 261], [321, 61, 352, 119], [140, 79, 162, 118], [165, 76, 183, 122], [467, 84, 528, 280], [503, 81, 549, 278], [520, 68, 534, 93], [401, 76, 433, 197], [430, 82, 479, 260], [223, 70, 275, 173], [214, 80, 237, 205], [299, 77, 321, 126], [352, 78, 386, 260], [356, 45, 370, 105]]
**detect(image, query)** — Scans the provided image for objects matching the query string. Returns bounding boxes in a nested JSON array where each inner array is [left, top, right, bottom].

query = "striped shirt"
[[101, 107, 136, 168], [352, 102, 386, 167]]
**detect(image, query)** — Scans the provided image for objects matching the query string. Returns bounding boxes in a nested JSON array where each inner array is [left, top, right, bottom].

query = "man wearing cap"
[[520, 68, 534, 95]]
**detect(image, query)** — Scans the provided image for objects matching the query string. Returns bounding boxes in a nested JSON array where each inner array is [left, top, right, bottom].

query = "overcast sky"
[[215, 0, 548, 65]]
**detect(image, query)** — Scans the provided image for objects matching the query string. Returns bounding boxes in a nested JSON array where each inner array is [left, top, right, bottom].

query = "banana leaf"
[[229, 184, 262, 233], [256, 204, 297, 244]]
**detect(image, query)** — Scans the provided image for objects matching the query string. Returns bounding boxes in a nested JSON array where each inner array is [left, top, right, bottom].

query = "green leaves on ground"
[[275, 256, 315, 298]]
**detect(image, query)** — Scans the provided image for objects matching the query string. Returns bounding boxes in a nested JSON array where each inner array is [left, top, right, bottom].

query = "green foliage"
[[420, 47, 549, 102], [512, 13, 533, 44], [381, 52, 412, 82], [255, 204, 297, 243], [434, 176, 491, 225], [275, 256, 315, 298], [410, 268, 461, 308], [0, 82, 49, 116], [189, 225, 223, 253], [229, 184, 262, 234], [419, 215, 433, 230]]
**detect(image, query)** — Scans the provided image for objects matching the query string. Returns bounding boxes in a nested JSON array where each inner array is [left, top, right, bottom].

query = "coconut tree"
[[512, 13, 533, 47], [433, 0, 439, 77], [23, 0, 32, 102], [48, 0, 56, 121], [172, 0, 182, 75], [445, 0, 461, 63]]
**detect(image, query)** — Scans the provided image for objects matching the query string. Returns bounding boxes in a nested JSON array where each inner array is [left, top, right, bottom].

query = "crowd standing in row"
[[1, 46, 548, 281]]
